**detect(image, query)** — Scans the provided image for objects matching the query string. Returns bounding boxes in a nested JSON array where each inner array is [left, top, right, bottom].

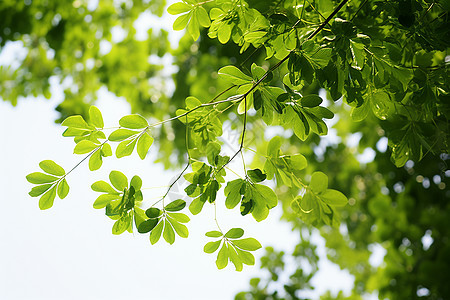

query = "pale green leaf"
[[228, 244, 243, 271], [167, 2, 192, 15], [108, 129, 138, 142], [101, 143, 112, 157], [89, 149, 103, 171], [225, 228, 244, 239], [232, 238, 262, 251], [61, 115, 91, 130], [116, 139, 137, 158], [57, 179, 69, 199], [150, 220, 164, 244], [39, 160, 65, 176], [163, 220, 176, 244], [235, 248, 255, 265], [167, 212, 190, 223], [216, 243, 229, 269], [119, 114, 148, 129], [204, 240, 221, 253], [74, 140, 98, 154], [29, 184, 53, 197], [137, 132, 153, 160], [173, 13, 191, 31], [26, 172, 58, 184], [39, 186, 57, 210], [170, 219, 189, 238], [91, 181, 119, 194], [310, 171, 328, 193], [89, 106, 104, 128], [93, 194, 121, 209], [206, 230, 223, 238], [196, 6, 211, 27], [320, 189, 348, 207], [218, 66, 253, 85], [188, 10, 200, 40], [109, 170, 128, 191]]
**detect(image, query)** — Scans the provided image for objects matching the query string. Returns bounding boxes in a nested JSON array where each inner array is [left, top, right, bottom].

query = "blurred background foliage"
[[1, 0, 449, 299]]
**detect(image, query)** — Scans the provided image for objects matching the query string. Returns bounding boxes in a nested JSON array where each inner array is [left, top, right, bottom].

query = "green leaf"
[[29, 184, 53, 197], [130, 175, 142, 191], [232, 238, 262, 251], [173, 13, 191, 31], [227, 244, 243, 271], [137, 132, 153, 160], [216, 243, 229, 269], [39, 160, 65, 176], [146, 207, 162, 218], [167, 2, 192, 14], [225, 228, 244, 239], [93, 194, 121, 209], [101, 143, 112, 157], [310, 171, 328, 193], [289, 154, 307, 170], [138, 218, 158, 234], [112, 217, 130, 235], [163, 220, 176, 244], [91, 181, 119, 194], [196, 6, 211, 27], [165, 199, 186, 212], [26, 172, 58, 184], [116, 139, 137, 158], [301, 95, 322, 107], [109, 171, 128, 191], [188, 10, 200, 40], [170, 219, 189, 238], [119, 114, 148, 129], [267, 136, 282, 157], [235, 248, 255, 265], [167, 212, 190, 223], [39, 186, 57, 210], [57, 179, 69, 199], [89, 106, 104, 128], [224, 179, 245, 209], [218, 66, 253, 85], [89, 149, 103, 171], [247, 169, 266, 183], [150, 220, 164, 244], [74, 140, 98, 154], [108, 129, 138, 142], [320, 189, 348, 206], [189, 197, 206, 215], [206, 230, 223, 238], [204, 240, 221, 253], [61, 115, 91, 130]]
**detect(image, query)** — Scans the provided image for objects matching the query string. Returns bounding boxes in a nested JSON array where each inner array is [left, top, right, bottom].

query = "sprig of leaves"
[[26, 160, 69, 210], [108, 114, 154, 159], [291, 172, 348, 226], [168, 1, 211, 40], [204, 228, 262, 271], [143, 200, 190, 245]]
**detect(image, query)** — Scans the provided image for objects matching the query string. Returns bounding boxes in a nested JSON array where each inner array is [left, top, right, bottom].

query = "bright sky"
[[0, 4, 358, 298]]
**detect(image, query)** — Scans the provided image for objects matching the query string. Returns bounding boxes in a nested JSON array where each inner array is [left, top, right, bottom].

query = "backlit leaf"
[[109, 170, 128, 191], [119, 114, 148, 129], [57, 179, 69, 199], [39, 160, 65, 176]]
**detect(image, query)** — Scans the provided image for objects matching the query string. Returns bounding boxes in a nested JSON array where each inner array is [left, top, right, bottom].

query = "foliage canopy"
[[1, 0, 449, 298]]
